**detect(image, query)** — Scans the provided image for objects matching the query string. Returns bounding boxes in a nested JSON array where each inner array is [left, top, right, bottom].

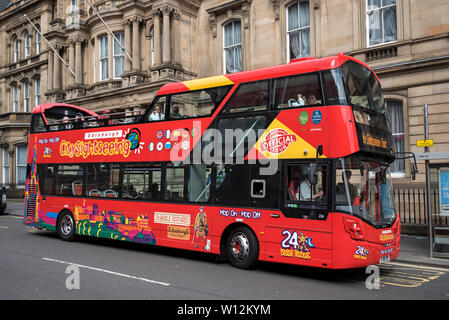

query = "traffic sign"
[[417, 139, 434, 147]]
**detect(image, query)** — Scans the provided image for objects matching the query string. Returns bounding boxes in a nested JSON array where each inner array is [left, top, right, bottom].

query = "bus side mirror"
[[309, 163, 318, 185]]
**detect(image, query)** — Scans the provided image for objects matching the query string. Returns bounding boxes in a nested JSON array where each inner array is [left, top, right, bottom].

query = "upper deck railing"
[[35, 109, 144, 133]]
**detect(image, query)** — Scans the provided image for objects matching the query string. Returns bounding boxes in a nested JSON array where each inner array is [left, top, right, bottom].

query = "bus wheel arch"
[[220, 223, 260, 269], [56, 209, 76, 242]]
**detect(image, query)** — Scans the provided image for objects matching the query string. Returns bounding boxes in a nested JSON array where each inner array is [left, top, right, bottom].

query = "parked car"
[[0, 187, 6, 215]]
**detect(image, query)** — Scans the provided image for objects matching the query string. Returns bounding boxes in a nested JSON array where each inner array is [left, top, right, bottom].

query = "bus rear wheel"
[[57, 211, 76, 242], [226, 226, 259, 269]]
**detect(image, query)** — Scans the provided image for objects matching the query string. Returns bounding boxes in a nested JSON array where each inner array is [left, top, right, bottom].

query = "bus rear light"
[[343, 218, 364, 240]]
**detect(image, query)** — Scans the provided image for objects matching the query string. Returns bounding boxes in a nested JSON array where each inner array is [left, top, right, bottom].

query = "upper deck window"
[[274, 73, 322, 109], [169, 86, 232, 119], [222, 81, 268, 114], [341, 61, 384, 113], [147, 86, 232, 122]]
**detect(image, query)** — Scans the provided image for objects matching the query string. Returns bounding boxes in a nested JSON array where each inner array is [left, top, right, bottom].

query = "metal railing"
[[393, 188, 449, 227]]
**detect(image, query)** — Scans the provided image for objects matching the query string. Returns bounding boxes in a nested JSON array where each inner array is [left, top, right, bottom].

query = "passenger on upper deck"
[[62, 116, 73, 130], [74, 113, 85, 129], [288, 93, 305, 107], [306, 94, 321, 106], [170, 104, 182, 119], [149, 104, 165, 121]]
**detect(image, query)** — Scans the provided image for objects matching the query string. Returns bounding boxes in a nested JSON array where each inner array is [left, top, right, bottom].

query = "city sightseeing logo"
[[59, 130, 132, 159], [259, 128, 296, 155]]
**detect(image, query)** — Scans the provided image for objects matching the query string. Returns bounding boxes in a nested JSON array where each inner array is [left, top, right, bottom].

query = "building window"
[[24, 31, 31, 58], [13, 38, 19, 62], [70, 0, 78, 13], [36, 26, 41, 54], [223, 20, 242, 74], [16, 145, 27, 187], [286, 1, 310, 61], [113, 31, 125, 79], [12, 85, 18, 112], [99, 35, 109, 81], [366, 0, 397, 47], [24, 82, 30, 112], [386, 100, 405, 175], [34, 78, 41, 107], [2, 148, 9, 187], [150, 27, 155, 66]]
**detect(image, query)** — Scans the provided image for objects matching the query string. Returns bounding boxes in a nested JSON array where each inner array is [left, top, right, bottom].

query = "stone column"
[[53, 44, 61, 90], [124, 20, 132, 73], [47, 50, 54, 90], [161, 5, 173, 63], [172, 9, 181, 65], [75, 38, 83, 84], [68, 41, 75, 86], [153, 10, 162, 65], [131, 17, 141, 71]]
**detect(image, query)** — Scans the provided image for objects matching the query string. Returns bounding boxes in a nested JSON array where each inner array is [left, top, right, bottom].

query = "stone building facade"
[[0, 0, 448, 197]]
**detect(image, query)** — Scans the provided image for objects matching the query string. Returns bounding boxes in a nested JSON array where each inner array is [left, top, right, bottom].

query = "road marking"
[[378, 262, 447, 288], [0, 215, 22, 219], [385, 261, 449, 273], [0, 225, 8, 229], [42, 257, 171, 287]]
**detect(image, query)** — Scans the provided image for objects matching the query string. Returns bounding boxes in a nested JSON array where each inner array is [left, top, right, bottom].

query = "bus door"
[[265, 161, 333, 266]]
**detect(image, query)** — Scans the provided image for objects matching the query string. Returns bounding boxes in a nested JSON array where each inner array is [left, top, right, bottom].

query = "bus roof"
[[157, 53, 378, 96], [31, 103, 98, 116]]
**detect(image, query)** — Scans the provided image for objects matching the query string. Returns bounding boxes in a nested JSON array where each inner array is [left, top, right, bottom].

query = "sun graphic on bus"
[[123, 128, 145, 154]]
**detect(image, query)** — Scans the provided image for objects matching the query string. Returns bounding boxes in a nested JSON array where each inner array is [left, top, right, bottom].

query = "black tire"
[[226, 226, 259, 269], [56, 211, 76, 241]]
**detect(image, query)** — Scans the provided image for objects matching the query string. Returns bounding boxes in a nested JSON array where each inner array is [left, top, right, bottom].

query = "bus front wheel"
[[226, 226, 259, 269], [57, 211, 76, 242]]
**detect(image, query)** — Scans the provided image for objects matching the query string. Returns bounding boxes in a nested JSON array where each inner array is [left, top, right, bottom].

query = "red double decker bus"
[[24, 53, 400, 269]]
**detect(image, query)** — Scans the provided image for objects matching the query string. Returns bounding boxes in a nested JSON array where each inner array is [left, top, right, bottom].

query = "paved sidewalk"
[[7, 198, 449, 269], [396, 234, 449, 269]]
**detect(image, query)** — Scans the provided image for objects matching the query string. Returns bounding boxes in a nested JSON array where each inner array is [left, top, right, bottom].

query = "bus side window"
[[169, 86, 232, 119], [56, 165, 84, 196], [285, 164, 327, 203], [122, 164, 162, 200], [274, 73, 322, 109], [189, 164, 212, 202], [322, 69, 347, 106], [44, 165, 56, 195], [86, 164, 119, 198], [222, 81, 269, 114], [165, 164, 188, 202], [213, 164, 251, 206], [31, 114, 47, 133]]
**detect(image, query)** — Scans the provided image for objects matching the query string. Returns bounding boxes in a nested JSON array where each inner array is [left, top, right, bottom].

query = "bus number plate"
[[379, 255, 390, 263]]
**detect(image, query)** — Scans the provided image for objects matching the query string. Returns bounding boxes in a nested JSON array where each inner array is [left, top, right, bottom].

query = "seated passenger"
[[74, 113, 85, 129], [336, 170, 358, 204], [62, 116, 73, 130], [287, 169, 301, 201], [306, 95, 321, 106], [288, 93, 306, 108], [300, 167, 323, 201], [296, 93, 305, 106], [149, 104, 165, 121], [170, 104, 182, 119]]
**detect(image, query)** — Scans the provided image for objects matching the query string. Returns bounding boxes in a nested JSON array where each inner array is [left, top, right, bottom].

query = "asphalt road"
[[1, 201, 449, 302]]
